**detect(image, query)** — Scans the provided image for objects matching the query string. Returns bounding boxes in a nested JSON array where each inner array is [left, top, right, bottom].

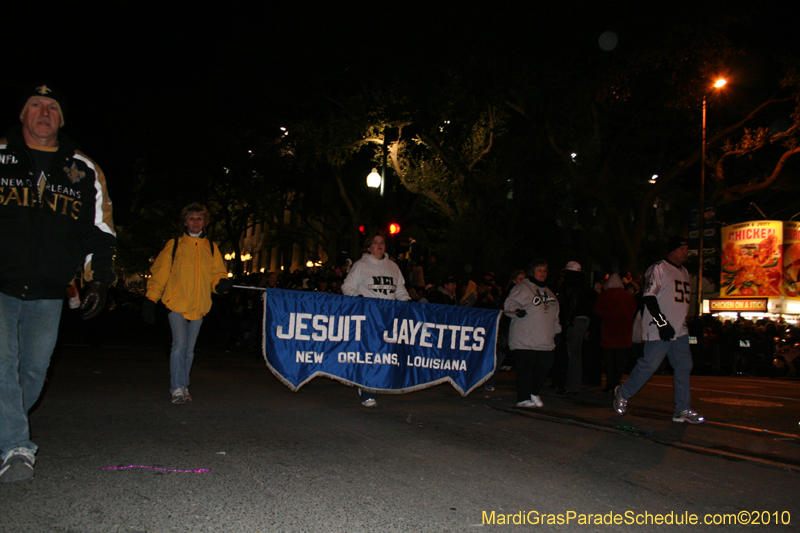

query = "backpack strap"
[[171, 235, 215, 273], [170, 235, 181, 274]]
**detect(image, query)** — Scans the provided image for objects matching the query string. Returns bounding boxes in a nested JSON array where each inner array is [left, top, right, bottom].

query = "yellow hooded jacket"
[[146, 234, 228, 321]]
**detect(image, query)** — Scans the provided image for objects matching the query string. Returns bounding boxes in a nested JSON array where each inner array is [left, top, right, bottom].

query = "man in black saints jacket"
[[0, 84, 116, 483]]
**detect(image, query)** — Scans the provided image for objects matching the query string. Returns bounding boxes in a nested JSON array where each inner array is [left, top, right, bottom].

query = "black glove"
[[216, 278, 233, 294], [652, 313, 675, 341], [515, 309, 527, 318], [142, 298, 156, 325], [80, 281, 108, 320]]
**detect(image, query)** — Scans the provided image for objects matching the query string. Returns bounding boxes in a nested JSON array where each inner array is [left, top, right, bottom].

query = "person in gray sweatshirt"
[[504, 260, 562, 408]]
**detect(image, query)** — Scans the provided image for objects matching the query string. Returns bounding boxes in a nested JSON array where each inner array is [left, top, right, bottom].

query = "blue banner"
[[263, 289, 500, 396]]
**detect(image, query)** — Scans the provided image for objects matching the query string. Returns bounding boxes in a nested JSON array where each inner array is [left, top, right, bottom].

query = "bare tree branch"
[[715, 145, 800, 205]]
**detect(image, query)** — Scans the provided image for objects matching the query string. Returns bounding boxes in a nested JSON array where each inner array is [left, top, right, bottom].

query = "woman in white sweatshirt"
[[342, 232, 410, 406]]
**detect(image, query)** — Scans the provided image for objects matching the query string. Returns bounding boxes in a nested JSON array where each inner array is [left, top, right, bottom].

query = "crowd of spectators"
[[118, 253, 799, 380]]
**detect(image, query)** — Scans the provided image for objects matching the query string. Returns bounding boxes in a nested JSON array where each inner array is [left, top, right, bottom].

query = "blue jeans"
[[168, 312, 203, 392], [0, 293, 62, 455], [620, 335, 693, 413]]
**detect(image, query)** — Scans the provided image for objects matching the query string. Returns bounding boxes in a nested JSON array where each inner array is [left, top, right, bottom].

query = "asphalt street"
[[2, 307, 800, 532]]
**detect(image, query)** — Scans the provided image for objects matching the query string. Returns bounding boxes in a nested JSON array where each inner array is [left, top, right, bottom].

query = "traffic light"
[[388, 222, 401, 235]]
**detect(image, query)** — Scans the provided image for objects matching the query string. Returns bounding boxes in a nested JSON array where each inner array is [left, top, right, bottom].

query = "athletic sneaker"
[[0, 447, 35, 483], [358, 388, 377, 407], [516, 399, 537, 408], [672, 410, 705, 424], [171, 388, 186, 404], [613, 386, 627, 415], [183, 387, 192, 402], [531, 395, 544, 408]]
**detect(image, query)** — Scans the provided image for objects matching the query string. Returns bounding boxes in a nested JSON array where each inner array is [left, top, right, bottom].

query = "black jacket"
[[0, 127, 116, 299], [427, 287, 456, 305], [559, 271, 592, 327]]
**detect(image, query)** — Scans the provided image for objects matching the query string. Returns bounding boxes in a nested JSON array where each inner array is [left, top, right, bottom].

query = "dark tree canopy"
[[41, 1, 796, 281]]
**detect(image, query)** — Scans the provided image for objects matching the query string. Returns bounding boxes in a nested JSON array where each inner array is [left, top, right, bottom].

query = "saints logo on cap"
[[36, 85, 53, 96]]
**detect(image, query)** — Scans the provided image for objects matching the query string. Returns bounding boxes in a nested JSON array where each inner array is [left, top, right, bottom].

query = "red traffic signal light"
[[388, 223, 401, 235]]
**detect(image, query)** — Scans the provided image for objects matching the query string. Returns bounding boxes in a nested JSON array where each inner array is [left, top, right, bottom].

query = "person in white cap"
[[613, 236, 704, 424], [556, 260, 591, 395]]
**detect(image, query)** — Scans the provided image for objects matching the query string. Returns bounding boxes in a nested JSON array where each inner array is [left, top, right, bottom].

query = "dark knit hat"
[[667, 236, 689, 254], [19, 84, 65, 126]]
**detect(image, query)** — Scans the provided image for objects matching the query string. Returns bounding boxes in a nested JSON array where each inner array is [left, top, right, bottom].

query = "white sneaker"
[[358, 388, 377, 407], [183, 387, 192, 402], [613, 385, 627, 415], [516, 399, 537, 408], [531, 395, 544, 407], [171, 388, 186, 404], [0, 447, 35, 483], [672, 409, 705, 424]]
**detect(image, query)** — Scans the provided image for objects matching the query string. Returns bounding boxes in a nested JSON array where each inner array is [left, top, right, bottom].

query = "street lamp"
[[698, 77, 726, 316], [366, 167, 384, 196]]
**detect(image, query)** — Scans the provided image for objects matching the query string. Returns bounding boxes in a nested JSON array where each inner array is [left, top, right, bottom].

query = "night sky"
[[3, 1, 795, 215]]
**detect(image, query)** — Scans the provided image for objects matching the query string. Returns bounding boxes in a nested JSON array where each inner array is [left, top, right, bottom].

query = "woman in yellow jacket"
[[143, 204, 231, 404]]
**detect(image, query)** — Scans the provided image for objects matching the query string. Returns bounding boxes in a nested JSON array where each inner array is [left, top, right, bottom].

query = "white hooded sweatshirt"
[[342, 253, 411, 301]]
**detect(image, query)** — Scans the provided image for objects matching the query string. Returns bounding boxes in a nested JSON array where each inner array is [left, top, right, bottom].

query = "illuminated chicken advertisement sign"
[[784, 221, 800, 299], [721, 221, 783, 298], [720, 221, 800, 301]]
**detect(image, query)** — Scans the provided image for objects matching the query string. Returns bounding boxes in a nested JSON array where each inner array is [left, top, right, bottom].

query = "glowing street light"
[[366, 168, 382, 189], [366, 167, 384, 196], [698, 78, 727, 315]]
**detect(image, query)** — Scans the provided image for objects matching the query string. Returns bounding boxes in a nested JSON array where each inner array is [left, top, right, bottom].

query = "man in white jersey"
[[613, 237, 704, 424]]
